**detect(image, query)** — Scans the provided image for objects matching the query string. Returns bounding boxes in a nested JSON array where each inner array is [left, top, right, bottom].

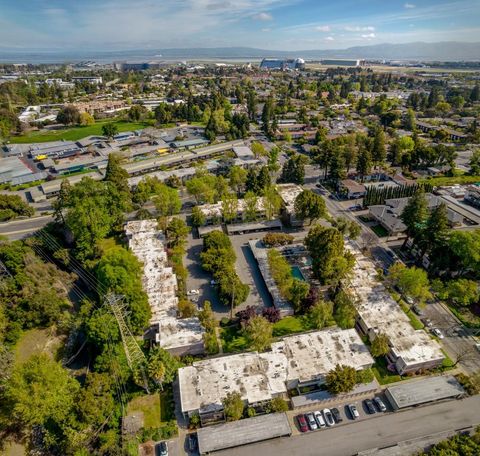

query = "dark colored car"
[[188, 433, 197, 451], [155, 441, 168, 456], [364, 399, 377, 414], [373, 397, 387, 412], [331, 407, 343, 423], [297, 414, 309, 432]]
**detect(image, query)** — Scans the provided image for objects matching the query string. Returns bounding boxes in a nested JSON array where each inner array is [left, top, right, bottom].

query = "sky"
[[0, 0, 479, 51]]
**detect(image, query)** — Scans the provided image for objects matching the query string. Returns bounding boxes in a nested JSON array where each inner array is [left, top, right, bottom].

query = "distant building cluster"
[[260, 58, 305, 71]]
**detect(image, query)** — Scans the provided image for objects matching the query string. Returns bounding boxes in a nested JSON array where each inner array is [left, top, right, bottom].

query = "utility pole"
[[106, 293, 150, 393]]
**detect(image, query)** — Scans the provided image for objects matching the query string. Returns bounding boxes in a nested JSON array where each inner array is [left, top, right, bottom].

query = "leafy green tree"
[[388, 263, 432, 305], [251, 142, 267, 158], [85, 307, 121, 349], [147, 346, 183, 385], [216, 267, 250, 308], [404, 108, 416, 131], [370, 333, 390, 357], [290, 279, 310, 313], [268, 146, 280, 173], [270, 397, 289, 412], [80, 112, 95, 126], [198, 300, 217, 333], [57, 105, 80, 125], [76, 372, 115, 427], [325, 364, 357, 394], [95, 243, 151, 332], [263, 185, 282, 220], [372, 127, 386, 165], [178, 299, 196, 318], [104, 153, 130, 197], [153, 183, 181, 218], [421, 202, 449, 255], [333, 290, 357, 329], [243, 315, 273, 352], [166, 217, 190, 248], [222, 391, 244, 421], [305, 225, 355, 285], [279, 155, 306, 184], [356, 145, 372, 182], [294, 190, 327, 224], [401, 190, 429, 247], [222, 192, 238, 224], [447, 230, 480, 275], [102, 122, 119, 139], [308, 300, 334, 329], [469, 149, 480, 175], [191, 206, 206, 227], [356, 368, 375, 384], [228, 166, 247, 192], [5, 353, 80, 427], [244, 191, 259, 222], [446, 279, 479, 307], [0, 195, 34, 221]]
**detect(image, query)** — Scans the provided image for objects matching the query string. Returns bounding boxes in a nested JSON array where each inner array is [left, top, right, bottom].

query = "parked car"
[[190, 296, 199, 303], [297, 414, 308, 432], [422, 317, 433, 328], [348, 404, 359, 419], [432, 328, 444, 339], [476, 343, 480, 352], [364, 399, 376, 414], [412, 305, 424, 316], [155, 441, 168, 456], [373, 397, 387, 412], [313, 410, 326, 428], [322, 408, 335, 427], [187, 433, 197, 451], [187, 289, 200, 295], [306, 412, 318, 430], [404, 295, 415, 306], [331, 407, 343, 423]]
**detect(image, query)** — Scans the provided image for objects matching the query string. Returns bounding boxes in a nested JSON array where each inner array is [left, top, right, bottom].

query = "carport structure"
[[197, 413, 291, 454]]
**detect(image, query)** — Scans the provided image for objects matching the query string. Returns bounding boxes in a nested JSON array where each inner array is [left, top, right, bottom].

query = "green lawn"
[[418, 175, 480, 187], [220, 325, 249, 353], [371, 358, 403, 385], [370, 224, 389, 238], [398, 301, 425, 330], [126, 390, 176, 429], [14, 328, 63, 364], [8, 120, 152, 144], [272, 316, 311, 337]]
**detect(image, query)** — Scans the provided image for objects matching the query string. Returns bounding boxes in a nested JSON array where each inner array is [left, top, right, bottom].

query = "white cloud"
[[315, 25, 331, 32], [361, 32, 376, 39], [252, 12, 273, 21], [404, 3, 416, 8], [325, 36, 335, 41], [261, 28, 271, 32], [344, 25, 375, 32]]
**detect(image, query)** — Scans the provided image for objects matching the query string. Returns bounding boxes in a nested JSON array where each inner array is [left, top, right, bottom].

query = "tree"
[[268, 146, 280, 173], [178, 299, 197, 318], [305, 225, 355, 285], [421, 203, 449, 255], [294, 190, 327, 224], [228, 166, 247, 192], [263, 185, 282, 220], [56, 105, 80, 125], [279, 155, 306, 184], [251, 141, 267, 158], [79, 112, 95, 126], [308, 300, 334, 329], [388, 263, 432, 305], [262, 232, 294, 247], [102, 122, 118, 139], [446, 279, 479, 307], [198, 301, 217, 333], [104, 153, 130, 196], [290, 279, 310, 313], [236, 305, 257, 327], [325, 364, 357, 394], [469, 149, 480, 175], [247, 90, 257, 122], [333, 290, 357, 329], [191, 206, 206, 227], [400, 190, 429, 247], [257, 166, 271, 190], [166, 217, 190, 248], [243, 315, 273, 352], [244, 191, 259, 222], [222, 192, 238, 224], [76, 373, 115, 427], [222, 391, 244, 421], [370, 333, 390, 357], [356, 146, 372, 182], [147, 346, 182, 385], [5, 353, 80, 427], [128, 104, 148, 121], [262, 306, 281, 323], [270, 397, 289, 412], [371, 127, 386, 165], [404, 108, 416, 131], [153, 183, 181, 218]]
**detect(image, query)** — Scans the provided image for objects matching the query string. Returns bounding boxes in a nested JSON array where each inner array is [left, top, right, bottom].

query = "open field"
[[14, 327, 64, 364], [418, 175, 480, 187], [8, 120, 152, 143]]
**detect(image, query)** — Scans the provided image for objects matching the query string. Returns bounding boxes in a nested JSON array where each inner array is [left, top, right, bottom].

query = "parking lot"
[[291, 393, 393, 436]]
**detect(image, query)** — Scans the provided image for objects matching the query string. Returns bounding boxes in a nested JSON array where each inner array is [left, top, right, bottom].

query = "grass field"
[[371, 358, 403, 385], [370, 224, 389, 238], [8, 120, 152, 144], [272, 315, 311, 337], [418, 175, 480, 187], [126, 394, 162, 429], [220, 325, 249, 353], [14, 328, 63, 364]]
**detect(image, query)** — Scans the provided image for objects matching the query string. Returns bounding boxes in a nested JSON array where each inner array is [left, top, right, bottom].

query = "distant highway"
[[0, 215, 53, 240]]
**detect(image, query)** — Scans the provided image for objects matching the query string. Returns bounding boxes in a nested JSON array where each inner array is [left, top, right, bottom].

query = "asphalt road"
[[423, 301, 480, 375], [0, 214, 53, 240], [217, 396, 480, 456]]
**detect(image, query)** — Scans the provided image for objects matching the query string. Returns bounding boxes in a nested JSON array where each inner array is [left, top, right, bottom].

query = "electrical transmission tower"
[[105, 293, 150, 393]]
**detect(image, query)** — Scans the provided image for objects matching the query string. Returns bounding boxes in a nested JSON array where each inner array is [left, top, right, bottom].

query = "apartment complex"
[[125, 220, 204, 355]]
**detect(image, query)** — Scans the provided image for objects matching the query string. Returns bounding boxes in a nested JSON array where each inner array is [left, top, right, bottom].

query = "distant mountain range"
[[0, 42, 479, 63]]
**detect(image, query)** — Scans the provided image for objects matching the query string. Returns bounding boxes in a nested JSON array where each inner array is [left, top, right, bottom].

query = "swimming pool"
[[291, 265, 306, 281]]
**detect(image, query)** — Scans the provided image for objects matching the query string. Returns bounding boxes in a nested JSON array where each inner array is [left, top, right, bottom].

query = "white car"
[[313, 410, 326, 428], [432, 328, 444, 339], [187, 289, 200, 295], [322, 408, 335, 427]]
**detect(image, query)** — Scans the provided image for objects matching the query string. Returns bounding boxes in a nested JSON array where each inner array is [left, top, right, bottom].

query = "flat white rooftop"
[[178, 328, 373, 414], [125, 219, 204, 351], [277, 183, 303, 212], [347, 245, 444, 368]]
